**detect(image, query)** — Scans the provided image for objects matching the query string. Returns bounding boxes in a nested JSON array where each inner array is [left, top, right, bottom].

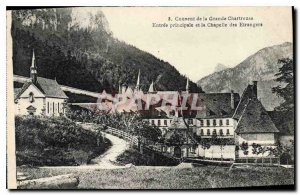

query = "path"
[[89, 132, 130, 168], [41, 123, 131, 170]]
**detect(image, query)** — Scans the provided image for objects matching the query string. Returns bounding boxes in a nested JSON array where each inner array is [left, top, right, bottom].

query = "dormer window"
[[29, 92, 34, 103]]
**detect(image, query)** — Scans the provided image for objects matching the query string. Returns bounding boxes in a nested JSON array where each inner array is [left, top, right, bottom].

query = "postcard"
[[7, 6, 294, 189]]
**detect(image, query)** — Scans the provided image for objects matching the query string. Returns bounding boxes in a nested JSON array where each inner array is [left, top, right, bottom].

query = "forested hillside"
[[11, 8, 203, 93]]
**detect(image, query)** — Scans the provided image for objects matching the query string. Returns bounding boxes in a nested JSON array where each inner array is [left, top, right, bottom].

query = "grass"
[[17, 165, 294, 189], [15, 116, 111, 166], [117, 148, 179, 166]]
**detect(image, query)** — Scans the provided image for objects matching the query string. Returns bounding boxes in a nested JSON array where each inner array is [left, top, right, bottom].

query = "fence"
[[104, 127, 139, 146], [102, 126, 180, 163], [235, 157, 280, 166]]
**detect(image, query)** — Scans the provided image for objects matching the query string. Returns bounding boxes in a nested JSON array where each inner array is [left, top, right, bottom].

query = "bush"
[[15, 116, 111, 166]]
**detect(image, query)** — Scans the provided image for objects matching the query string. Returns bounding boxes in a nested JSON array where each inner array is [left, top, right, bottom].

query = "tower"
[[252, 81, 258, 98], [30, 49, 37, 84], [186, 77, 189, 93], [118, 82, 121, 94], [148, 80, 154, 93], [135, 69, 140, 91]]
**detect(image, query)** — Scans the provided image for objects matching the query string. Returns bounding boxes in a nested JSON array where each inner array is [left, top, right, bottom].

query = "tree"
[[240, 142, 249, 156], [252, 143, 267, 156], [218, 138, 231, 161], [165, 131, 186, 147], [199, 138, 211, 159], [267, 140, 294, 165], [272, 58, 294, 112]]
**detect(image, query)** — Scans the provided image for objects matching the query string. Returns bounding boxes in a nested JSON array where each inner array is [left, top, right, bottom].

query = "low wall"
[[197, 145, 235, 160]]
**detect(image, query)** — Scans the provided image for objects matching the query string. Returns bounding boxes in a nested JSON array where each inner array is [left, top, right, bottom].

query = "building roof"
[[195, 93, 240, 119], [115, 90, 240, 119], [164, 128, 198, 145], [36, 77, 68, 98], [15, 77, 68, 99], [15, 82, 32, 100], [140, 109, 169, 119], [233, 85, 256, 120], [235, 98, 279, 134]]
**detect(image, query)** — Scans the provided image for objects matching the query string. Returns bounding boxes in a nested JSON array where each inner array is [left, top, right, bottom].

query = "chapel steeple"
[[148, 80, 154, 93], [186, 77, 189, 93], [135, 69, 140, 91], [30, 49, 37, 84]]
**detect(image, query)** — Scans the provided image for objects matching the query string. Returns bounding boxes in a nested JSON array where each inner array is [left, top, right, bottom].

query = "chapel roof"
[[15, 77, 68, 99]]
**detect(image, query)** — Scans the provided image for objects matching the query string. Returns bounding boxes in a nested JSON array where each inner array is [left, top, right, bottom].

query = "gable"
[[18, 83, 45, 98], [233, 85, 256, 120], [235, 98, 279, 134]]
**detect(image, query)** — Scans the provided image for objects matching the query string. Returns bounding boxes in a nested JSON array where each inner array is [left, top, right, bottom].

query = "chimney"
[[230, 90, 235, 109], [252, 81, 257, 98]]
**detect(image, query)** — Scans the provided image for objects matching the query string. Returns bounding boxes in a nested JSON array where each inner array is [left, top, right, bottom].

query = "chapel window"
[[29, 92, 34, 103]]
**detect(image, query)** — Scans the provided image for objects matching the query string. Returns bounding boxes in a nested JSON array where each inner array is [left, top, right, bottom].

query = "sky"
[[101, 7, 293, 82]]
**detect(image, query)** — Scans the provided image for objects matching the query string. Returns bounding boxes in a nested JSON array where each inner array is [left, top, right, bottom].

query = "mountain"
[[11, 8, 203, 94], [214, 63, 228, 73], [197, 42, 293, 111]]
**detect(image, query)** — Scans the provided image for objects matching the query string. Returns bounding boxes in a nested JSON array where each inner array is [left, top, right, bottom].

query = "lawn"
[[17, 165, 294, 189], [117, 148, 180, 166]]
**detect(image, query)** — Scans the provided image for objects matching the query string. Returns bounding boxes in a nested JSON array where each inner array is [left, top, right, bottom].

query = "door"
[[174, 146, 182, 158]]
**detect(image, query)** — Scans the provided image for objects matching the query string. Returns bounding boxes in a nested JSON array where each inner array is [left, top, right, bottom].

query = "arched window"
[[207, 129, 210, 136], [29, 92, 34, 103], [200, 120, 204, 126], [219, 119, 223, 126], [219, 129, 223, 136], [226, 129, 230, 135], [206, 120, 210, 126], [213, 129, 217, 135], [226, 119, 230, 125], [213, 119, 216, 126], [200, 129, 204, 136]]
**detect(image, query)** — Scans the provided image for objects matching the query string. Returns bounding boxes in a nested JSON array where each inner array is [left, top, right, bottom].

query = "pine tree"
[[272, 58, 294, 112]]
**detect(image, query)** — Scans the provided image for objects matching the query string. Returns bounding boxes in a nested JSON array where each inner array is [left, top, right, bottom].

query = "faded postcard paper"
[[7, 7, 294, 189]]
